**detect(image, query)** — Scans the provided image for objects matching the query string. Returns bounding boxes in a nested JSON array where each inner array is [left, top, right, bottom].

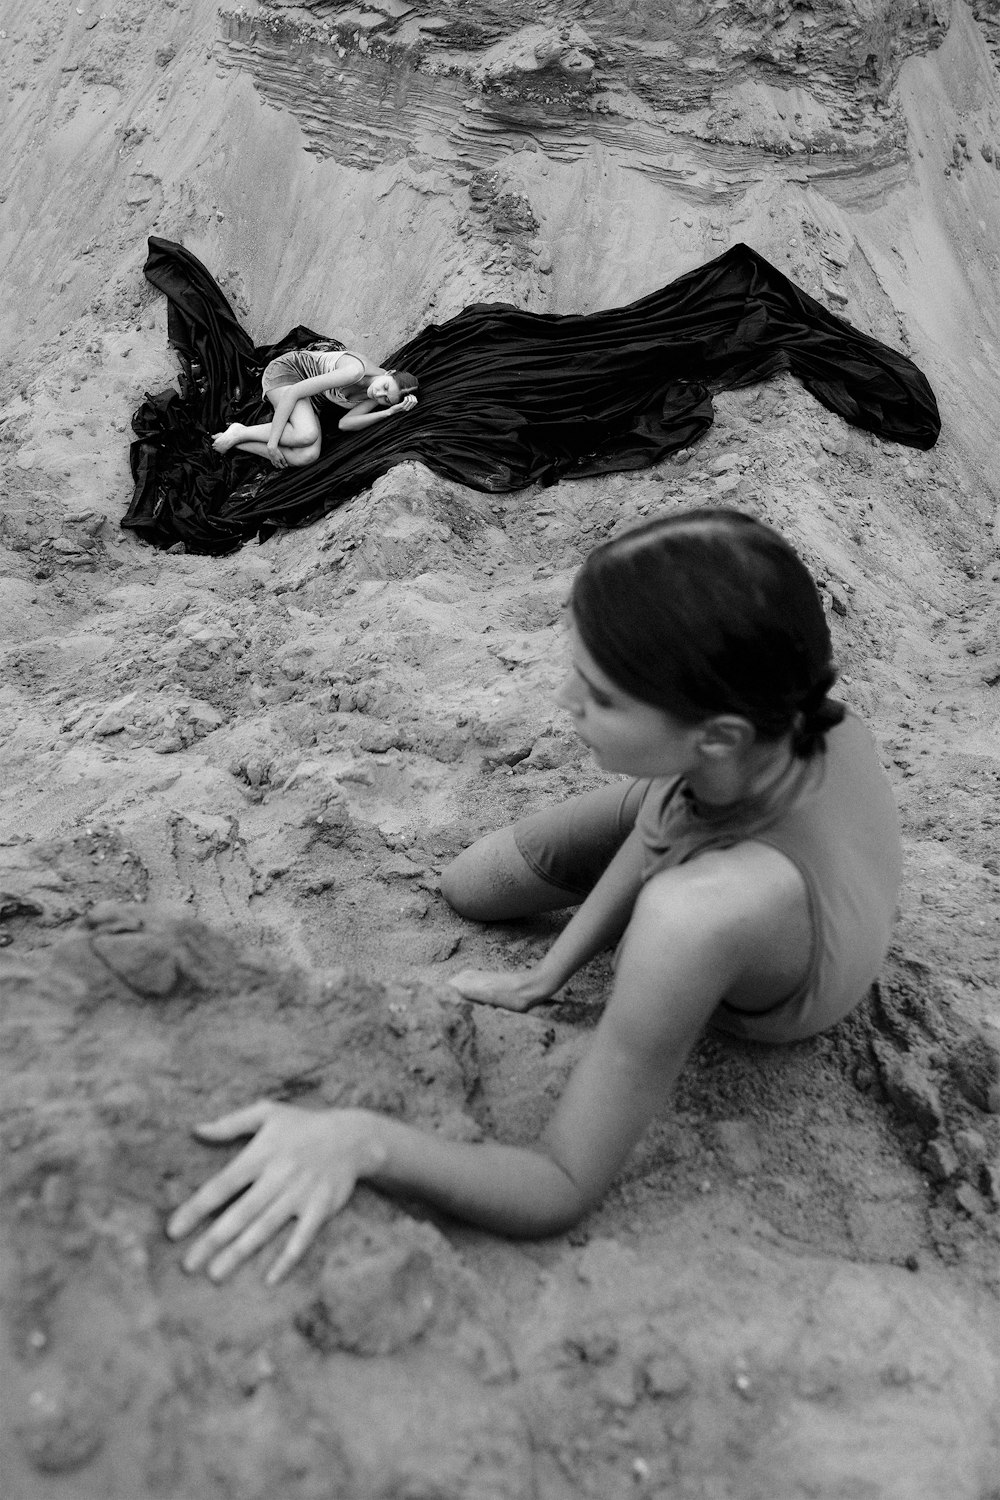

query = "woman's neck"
[[684, 736, 797, 809]]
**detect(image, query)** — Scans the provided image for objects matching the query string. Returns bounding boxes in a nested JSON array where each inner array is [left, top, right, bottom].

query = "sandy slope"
[[1, 2, 999, 1495]]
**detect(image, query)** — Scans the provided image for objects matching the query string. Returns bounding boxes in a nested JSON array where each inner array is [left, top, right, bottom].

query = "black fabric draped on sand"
[[124, 236, 940, 554]]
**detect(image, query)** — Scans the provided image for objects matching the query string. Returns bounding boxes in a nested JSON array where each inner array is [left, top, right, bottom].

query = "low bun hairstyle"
[[388, 369, 419, 398], [571, 507, 845, 759]]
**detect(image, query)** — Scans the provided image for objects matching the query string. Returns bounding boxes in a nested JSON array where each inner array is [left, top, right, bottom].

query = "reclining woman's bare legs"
[[211, 396, 321, 467]]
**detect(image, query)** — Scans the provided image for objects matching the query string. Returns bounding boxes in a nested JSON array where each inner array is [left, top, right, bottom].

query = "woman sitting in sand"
[[168, 507, 901, 1284], [211, 341, 419, 470]]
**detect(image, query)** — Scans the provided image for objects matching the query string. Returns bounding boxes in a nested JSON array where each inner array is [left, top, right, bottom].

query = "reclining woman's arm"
[[338, 393, 417, 432]]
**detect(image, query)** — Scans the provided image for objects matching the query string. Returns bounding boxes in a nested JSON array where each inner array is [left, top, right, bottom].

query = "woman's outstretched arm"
[[167, 859, 747, 1284], [371, 866, 728, 1234]]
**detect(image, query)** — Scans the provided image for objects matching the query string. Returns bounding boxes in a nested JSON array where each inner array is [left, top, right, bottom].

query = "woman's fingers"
[[205, 1184, 305, 1282], [166, 1140, 268, 1242], [196, 1171, 353, 1284], [465, 990, 533, 1012], [448, 969, 538, 1011], [178, 1167, 288, 1272], [448, 967, 493, 1000], [448, 967, 510, 1002], [168, 1105, 367, 1282], [193, 1101, 274, 1142], [264, 1195, 333, 1287]]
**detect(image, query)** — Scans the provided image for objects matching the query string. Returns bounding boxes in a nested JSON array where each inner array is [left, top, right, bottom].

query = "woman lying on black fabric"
[[126, 237, 940, 554], [211, 342, 419, 470]]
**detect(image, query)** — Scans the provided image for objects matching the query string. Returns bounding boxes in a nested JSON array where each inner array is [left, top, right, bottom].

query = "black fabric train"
[[124, 236, 940, 554]]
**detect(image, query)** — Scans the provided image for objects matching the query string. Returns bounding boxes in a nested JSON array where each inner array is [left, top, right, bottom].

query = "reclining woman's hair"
[[571, 507, 845, 758], [388, 368, 419, 397]]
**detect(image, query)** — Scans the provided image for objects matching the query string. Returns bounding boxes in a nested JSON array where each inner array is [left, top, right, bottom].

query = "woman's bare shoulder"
[[631, 844, 811, 1014], [641, 840, 808, 932]]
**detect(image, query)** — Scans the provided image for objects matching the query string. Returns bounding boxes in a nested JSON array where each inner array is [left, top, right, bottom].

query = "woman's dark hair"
[[571, 507, 844, 758], [388, 368, 419, 398]]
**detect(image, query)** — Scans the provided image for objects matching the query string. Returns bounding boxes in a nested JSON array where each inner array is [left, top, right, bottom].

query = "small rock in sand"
[[296, 1242, 440, 1356], [713, 1118, 764, 1176], [526, 734, 577, 770], [643, 1348, 693, 1399], [952, 1127, 988, 1172], [921, 1135, 958, 1183], [949, 1034, 1000, 1113], [92, 694, 138, 736], [872, 1039, 944, 1134], [91, 932, 182, 997], [16, 1375, 106, 1474]]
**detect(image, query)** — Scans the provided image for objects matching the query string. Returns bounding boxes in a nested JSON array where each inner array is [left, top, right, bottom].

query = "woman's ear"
[[695, 715, 755, 760]]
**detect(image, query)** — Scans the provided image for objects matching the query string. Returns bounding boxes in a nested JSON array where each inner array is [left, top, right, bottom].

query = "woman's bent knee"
[[286, 440, 322, 467], [440, 842, 500, 917], [439, 829, 573, 921], [438, 858, 471, 915]]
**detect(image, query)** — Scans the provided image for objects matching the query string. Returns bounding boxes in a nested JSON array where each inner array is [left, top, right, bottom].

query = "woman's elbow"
[[530, 1198, 590, 1239], [515, 1156, 597, 1239]]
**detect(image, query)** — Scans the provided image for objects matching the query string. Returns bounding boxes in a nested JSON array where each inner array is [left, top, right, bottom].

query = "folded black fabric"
[[123, 236, 940, 554]]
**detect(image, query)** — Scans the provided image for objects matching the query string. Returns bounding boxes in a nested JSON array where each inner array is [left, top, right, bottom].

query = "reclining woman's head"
[[365, 369, 419, 408], [388, 369, 419, 397]]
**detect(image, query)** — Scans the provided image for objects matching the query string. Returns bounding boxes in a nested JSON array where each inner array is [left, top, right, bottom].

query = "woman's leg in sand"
[[440, 828, 577, 921], [440, 782, 644, 922]]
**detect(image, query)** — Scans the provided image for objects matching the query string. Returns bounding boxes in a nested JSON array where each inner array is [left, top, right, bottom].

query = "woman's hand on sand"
[[166, 1101, 383, 1285], [448, 966, 556, 1012]]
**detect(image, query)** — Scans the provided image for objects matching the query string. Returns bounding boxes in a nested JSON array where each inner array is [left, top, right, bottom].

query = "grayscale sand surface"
[[1, 2, 999, 1495]]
